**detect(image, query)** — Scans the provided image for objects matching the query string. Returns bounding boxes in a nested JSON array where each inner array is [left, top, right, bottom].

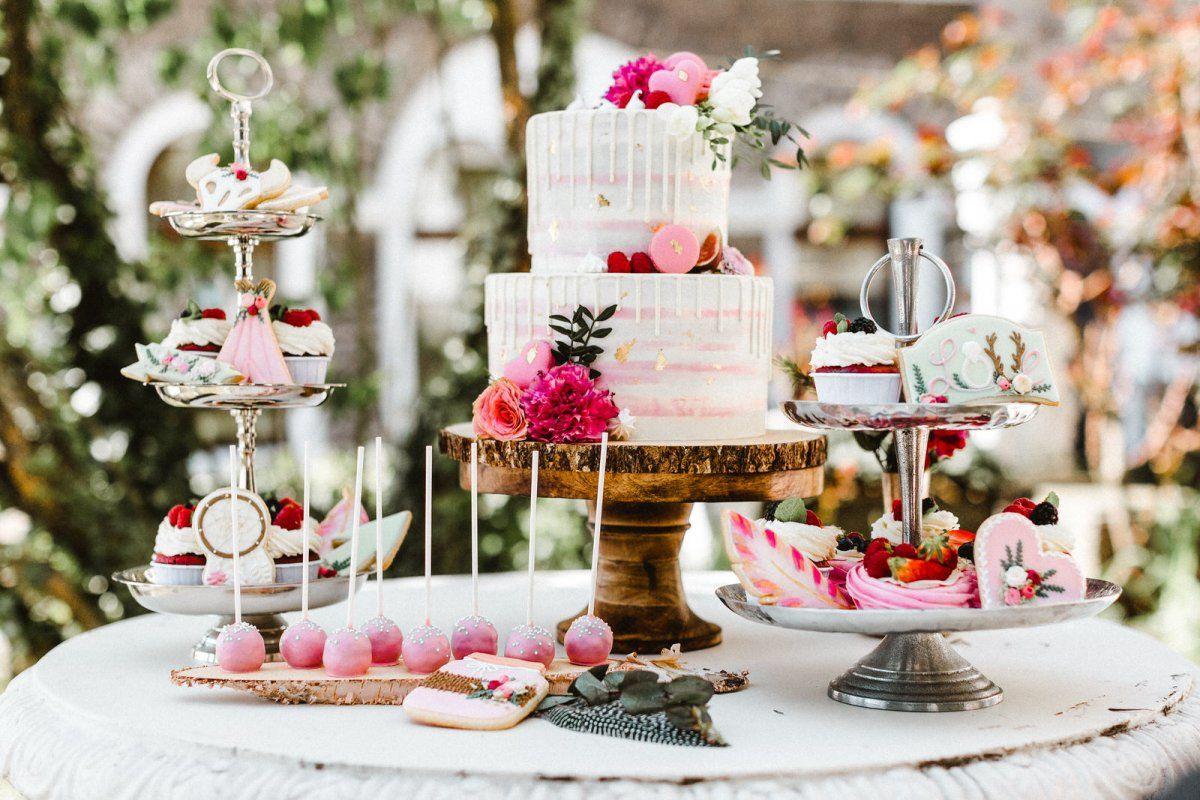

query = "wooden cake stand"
[[439, 423, 826, 652]]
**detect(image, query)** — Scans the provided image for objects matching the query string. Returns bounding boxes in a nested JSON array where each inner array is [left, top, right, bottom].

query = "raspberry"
[[891, 499, 903, 520], [630, 252, 654, 273], [200, 308, 227, 320], [1003, 497, 1035, 517], [821, 320, 838, 338], [167, 504, 193, 528], [643, 90, 672, 109], [607, 252, 631, 273], [273, 502, 305, 531], [804, 508, 822, 527], [281, 309, 314, 327], [307, 309, 321, 321], [1030, 501, 1058, 526], [317, 566, 337, 579], [848, 317, 877, 334]]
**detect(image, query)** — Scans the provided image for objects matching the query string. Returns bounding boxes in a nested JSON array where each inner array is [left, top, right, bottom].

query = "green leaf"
[[663, 676, 714, 706], [597, 304, 617, 321], [604, 669, 659, 691], [1045, 491, 1060, 508], [537, 695, 579, 712], [620, 681, 668, 715], [592, 327, 613, 339], [549, 324, 574, 337], [570, 668, 614, 706], [774, 497, 808, 523]]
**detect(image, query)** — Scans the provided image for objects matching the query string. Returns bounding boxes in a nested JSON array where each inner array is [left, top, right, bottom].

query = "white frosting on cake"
[[526, 109, 731, 274], [153, 519, 200, 557], [162, 317, 230, 350], [484, 273, 771, 441], [811, 332, 897, 370], [871, 508, 961, 544], [272, 320, 335, 356], [760, 519, 842, 562]]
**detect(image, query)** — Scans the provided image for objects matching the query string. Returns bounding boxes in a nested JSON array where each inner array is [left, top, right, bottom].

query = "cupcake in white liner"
[[148, 503, 205, 585], [160, 301, 230, 357], [809, 313, 899, 404], [265, 497, 323, 583], [271, 306, 334, 384]]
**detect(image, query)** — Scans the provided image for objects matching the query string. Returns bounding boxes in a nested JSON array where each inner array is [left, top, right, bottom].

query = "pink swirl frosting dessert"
[[844, 561, 977, 609]]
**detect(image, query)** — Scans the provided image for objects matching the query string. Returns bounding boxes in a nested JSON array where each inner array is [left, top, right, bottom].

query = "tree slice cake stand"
[[439, 423, 826, 653]]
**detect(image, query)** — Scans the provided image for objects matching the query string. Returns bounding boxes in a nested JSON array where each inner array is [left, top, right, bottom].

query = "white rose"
[[658, 102, 700, 138], [1012, 373, 1033, 394], [707, 57, 762, 127], [1004, 564, 1028, 587]]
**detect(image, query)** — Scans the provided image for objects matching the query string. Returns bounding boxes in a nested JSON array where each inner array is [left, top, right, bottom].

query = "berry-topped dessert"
[[758, 497, 842, 565], [160, 301, 230, 356], [809, 313, 900, 403], [149, 502, 205, 585], [264, 496, 321, 583], [844, 533, 977, 609], [1000, 492, 1071, 553], [270, 304, 335, 384], [870, 497, 961, 545], [482, 48, 808, 442]]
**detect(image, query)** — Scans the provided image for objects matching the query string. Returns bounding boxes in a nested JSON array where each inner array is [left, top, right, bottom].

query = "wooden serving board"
[[171, 659, 592, 705]]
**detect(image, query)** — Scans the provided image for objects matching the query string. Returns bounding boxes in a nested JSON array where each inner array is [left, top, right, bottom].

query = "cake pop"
[[504, 450, 556, 667], [281, 441, 326, 668], [363, 436, 403, 665], [321, 446, 373, 677], [216, 444, 265, 673], [565, 433, 615, 666], [402, 445, 452, 674], [451, 442, 498, 659]]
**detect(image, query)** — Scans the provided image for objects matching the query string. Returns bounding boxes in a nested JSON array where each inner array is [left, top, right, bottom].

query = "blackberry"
[[836, 537, 855, 552], [957, 542, 974, 561], [848, 317, 877, 334], [1030, 501, 1058, 526]]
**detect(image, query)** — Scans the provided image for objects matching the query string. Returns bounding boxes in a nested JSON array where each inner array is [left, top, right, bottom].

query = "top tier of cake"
[[526, 109, 732, 274]]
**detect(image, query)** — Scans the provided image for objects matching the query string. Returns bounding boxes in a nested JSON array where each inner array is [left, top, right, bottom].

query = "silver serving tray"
[[113, 565, 365, 617], [153, 382, 342, 410], [782, 400, 1040, 432], [716, 579, 1121, 636], [163, 209, 319, 240]]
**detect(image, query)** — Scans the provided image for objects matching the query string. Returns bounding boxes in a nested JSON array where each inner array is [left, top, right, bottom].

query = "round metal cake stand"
[[112, 566, 366, 663], [439, 424, 827, 653], [778, 400, 1047, 711], [164, 209, 319, 241], [717, 580, 1121, 712]]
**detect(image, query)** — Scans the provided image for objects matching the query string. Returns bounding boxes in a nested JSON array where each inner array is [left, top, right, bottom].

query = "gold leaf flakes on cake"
[[655, 351, 668, 371], [712, 364, 723, 370], [706, 377, 715, 385], [597, 194, 611, 208], [614, 339, 637, 363]]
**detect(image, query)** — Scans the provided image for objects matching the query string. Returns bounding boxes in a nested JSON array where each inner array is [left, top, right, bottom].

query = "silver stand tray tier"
[[163, 209, 319, 241]]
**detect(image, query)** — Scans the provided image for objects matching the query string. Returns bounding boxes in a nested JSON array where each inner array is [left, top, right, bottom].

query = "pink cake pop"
[[451, 442, 498, 659], [503, 450, 556, 667], [217, 445, 264, 673], [566, 433, 614, 666], [402, 445, 451, 674], [363, 437, 403, 665], [281, 441, 326, 668], [321, 446, 372, 677]]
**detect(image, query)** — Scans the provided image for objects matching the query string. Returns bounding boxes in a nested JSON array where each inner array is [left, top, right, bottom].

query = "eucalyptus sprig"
[[549, 304, 616, 379]]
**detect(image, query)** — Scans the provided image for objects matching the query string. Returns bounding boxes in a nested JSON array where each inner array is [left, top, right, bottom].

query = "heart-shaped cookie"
[[648, 58, 705, 106], [974, 512, 1084, 608]]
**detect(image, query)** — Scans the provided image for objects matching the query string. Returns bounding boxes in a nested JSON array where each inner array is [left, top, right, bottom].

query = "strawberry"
[[947, 528, 975, 548], [607, 252, 631, 273], [200, 308, 227, 320], [888, 555, 955, 582], [281, 308, 314, 328], [821, 320, 838, 338], [891, 542, 920, 559], [273, 502, 305, 531], [918, 533, 958, 569], [630, 252, 655, 273], [167, 503, 193, 528]]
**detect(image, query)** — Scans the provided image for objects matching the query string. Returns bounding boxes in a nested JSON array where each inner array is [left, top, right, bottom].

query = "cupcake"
[[271, 305, 334, 384], [149, 503, 205, 585], [870, 498, 960, 545], [809, 313, 899, 403], [1002, 493, 1072, 553], [265, 497, 322, 583], [759, 498, 841, 564], [845, 534, 976, 609], [161, 301, 230, 356]]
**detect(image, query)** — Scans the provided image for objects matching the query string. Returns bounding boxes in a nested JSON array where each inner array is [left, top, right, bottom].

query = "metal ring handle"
[[859, 250, 956, 342], [207, 48, 274, 102]]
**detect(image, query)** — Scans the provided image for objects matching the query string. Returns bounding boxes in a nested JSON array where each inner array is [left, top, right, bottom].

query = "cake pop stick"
[[566, 433, 615, 666], [402, 445, 450, 674], [363, 436, 402, 665], [322, 446, 372, 677], [281, 441, 326, 668], [216, 444, 264, 672], [504, 450, 555, 667], [452, 441, 498, 658]]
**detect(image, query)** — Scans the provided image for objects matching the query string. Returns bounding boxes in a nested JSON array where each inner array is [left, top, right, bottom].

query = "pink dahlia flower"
[[604, 54, 664, 108], [473, 378, 528, 441], [521, 364, 619, 443]]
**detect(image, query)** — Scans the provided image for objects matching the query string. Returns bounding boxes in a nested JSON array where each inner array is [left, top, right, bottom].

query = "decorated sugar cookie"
[[192, 487, 275, 586], [218, 279, 293, 385], [722, 510, 853, 608], [899, 315, 1059, 405], [402, 653, 549, 731], [974, 512, 1084, 609], [186, 153, 291, 212], [121, 343, 245, 385]]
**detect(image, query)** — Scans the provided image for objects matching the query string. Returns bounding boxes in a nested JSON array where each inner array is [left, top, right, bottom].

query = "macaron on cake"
[[844, 534, 977, 610], [809, 313, 900, 404]]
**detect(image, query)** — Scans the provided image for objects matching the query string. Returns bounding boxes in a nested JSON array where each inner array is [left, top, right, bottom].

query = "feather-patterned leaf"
[[721, 511, 852, 608]]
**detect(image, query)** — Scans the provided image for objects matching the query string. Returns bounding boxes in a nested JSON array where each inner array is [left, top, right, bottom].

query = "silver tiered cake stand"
[[114, 49, 355, 663], [717, 238, 1120, 711]]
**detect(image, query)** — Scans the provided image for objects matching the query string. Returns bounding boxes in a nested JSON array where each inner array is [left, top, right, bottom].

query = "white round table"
[[3, 571, 1200, 800]]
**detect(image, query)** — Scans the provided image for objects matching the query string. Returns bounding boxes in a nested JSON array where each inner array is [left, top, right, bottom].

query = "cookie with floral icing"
[[974, 512, 1084, 609], [402, 653, 549, 730]]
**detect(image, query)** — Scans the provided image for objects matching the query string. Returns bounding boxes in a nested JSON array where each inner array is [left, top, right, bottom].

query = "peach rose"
[[472, 378, 528, 441]]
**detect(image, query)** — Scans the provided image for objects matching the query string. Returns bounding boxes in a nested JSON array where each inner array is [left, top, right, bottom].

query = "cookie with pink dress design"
[[974, 512, 1084, 609], [403, 653, 549, 731], [217, 279, 293, 385]]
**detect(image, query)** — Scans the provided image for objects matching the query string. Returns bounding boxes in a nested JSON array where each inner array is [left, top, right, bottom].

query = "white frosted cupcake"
[[149, 504, 205, 585], [160, 303, 230, 356], [266, 498, 322, 583], [809, 314, 899, 404], [760, 498, 841, 564], [271, 307, 334, 384]]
